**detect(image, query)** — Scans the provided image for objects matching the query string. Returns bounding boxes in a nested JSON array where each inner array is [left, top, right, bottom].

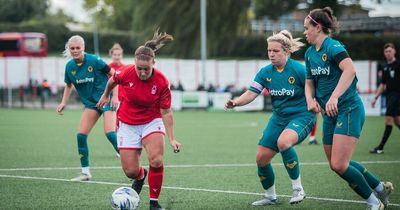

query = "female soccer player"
[[56, 35, 119, 181], [97, 30, 181, 210], [303, 7, 393, 210], [108, 43, 125, 102], [225, 30, 315, 206]]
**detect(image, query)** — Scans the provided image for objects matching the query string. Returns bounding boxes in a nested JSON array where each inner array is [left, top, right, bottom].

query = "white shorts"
[[117, 118, 165, 150]]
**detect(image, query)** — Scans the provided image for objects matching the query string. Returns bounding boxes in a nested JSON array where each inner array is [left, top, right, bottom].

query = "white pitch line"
[[1, 160, 400, 172], [0, 174, 399, 207]]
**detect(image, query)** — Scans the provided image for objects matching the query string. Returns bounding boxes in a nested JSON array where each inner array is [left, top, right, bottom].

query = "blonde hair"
[[109, 43, 123, 56], [135, 28, 173, 61], [62, 35, 85, 57], [267, 30, 304, 53]]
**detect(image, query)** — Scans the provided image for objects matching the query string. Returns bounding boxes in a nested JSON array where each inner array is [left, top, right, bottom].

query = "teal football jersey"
[[305, 37, 358, 109], [64, 53, 109, 107], [249, 58, 309, 117]]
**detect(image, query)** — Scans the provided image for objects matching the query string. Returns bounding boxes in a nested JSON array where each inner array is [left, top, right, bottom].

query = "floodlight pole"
[[200, 0, 207, 87]]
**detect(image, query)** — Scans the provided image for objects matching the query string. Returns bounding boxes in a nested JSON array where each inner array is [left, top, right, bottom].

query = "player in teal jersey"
[[225, 30, 315, 206], [304, 7, 393, 210], [56, 35, 120, 181]]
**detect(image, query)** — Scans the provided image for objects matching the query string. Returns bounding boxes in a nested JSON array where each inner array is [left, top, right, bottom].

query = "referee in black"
[[370, 43, 400, 154]]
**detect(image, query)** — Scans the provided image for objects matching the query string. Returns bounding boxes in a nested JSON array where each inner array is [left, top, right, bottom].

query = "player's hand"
[[224, 99, 236, 111], [110, 96, 120, 111], [371, 98, 376, 108], [56, 103, 65, 115], [307, 98, 323, 114], [169, 139, 181, 153], [325, 96, 338, 117], [96, 94, 110, 109]]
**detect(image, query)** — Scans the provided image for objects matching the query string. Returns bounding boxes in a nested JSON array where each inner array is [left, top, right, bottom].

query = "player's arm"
[[305, 79, 322, 113], [326, 52, 355, 116], [371, 83, 386, 108], [161, 108, 181, 153], [96, 77, 117, 109], [56, 83, 73, 115], [108, 68, 119, 110], [224, 90, 258, 111]]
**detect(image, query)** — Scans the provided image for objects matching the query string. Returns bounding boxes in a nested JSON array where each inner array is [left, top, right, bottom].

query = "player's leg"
[[71, 108, 100, 181], [252, 117, 280, 206], [142, 118, 166, 210], [371, 95, 397, 154], [103, 110, 119, 155], [143, 133, 165, 210], [278, 114, 314, 204], [117, 122, 147, 194], [252, 146, 278, 206]]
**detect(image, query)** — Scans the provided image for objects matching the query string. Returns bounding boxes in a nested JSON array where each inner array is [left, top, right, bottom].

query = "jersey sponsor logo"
[[286, 161, 297, 169], [88, 66, 93, 72], [310, 66, 330, 76], [322, 53, 327, 62], [76, 77, 94, 84], [151, 85, 157, 95], [288, 76, 295, 84], [266, 77, 272, 82], [71, 70, 76, 75], [268, 88, 295, 97]]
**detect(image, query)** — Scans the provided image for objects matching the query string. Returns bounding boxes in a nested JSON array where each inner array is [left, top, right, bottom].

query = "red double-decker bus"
[[0, 32, 48, 57]]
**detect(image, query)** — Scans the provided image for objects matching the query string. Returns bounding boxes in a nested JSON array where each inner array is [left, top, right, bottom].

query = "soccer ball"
[[111, 187, 140, 210]]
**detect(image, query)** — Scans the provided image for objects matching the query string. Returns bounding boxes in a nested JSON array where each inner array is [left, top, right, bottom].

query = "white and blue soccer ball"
[[111, 187, 140, 210]]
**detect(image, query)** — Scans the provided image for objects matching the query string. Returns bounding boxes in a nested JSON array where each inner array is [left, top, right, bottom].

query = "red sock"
[[148, 165, 164, 200], [310, 122, 317, 137]]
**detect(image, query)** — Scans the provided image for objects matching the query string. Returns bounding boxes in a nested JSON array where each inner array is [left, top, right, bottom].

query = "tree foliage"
[[254, 0, 300, 21], [0, 0, 48, 23]]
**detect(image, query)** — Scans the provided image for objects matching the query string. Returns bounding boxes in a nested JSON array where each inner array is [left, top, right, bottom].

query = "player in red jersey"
[[108, 43, 125, 101], [97, 30, 181, 210]]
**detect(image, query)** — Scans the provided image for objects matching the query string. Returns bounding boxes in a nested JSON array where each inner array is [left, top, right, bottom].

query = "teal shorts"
[[322, 98, 365, 145], [86, 103, 114, 115], [258, 112, 316, 152]]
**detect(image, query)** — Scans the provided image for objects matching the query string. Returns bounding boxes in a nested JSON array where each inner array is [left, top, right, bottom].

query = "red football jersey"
[[113, 64, 171, 125], [109, 62, 125, 101]]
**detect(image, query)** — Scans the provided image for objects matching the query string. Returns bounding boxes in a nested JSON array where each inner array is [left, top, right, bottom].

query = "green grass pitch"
[[0, 108, 399, 210]]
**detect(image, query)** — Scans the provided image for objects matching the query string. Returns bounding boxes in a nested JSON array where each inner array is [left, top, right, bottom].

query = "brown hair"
[[307, 7, 338, 34], [109, 43, 123, 56], [135, 29, 174, 61], [384, 43, 396, 50]]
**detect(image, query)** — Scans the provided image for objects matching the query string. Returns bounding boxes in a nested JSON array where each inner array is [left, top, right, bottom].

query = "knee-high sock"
[[77, 133, 89, 167], [349, 160, 380, 189], [281, 147, 300, 180], [310, 122, 317, 139], [258, 164, 275, 190], [148, 165, 164, 200], [378, 125, 392, 150], [105, 131, 119, 153], [340, 165, 373, 199]]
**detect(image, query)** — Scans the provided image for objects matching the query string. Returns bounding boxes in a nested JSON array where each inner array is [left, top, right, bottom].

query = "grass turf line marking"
[[0, 174, 399, 207], [1, 160, 400, 171]]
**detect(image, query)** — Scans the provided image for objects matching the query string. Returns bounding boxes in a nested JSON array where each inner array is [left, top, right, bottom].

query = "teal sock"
[[258, 164, 275, 190], [350, 160, 380, 189], [341, 165, 373, 199], [281, 147, 300, 180], [106, 131, 119, 153], [77, 133, 89, 167]]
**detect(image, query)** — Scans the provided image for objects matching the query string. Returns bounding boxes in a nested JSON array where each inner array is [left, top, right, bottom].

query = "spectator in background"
[[176, 81, 185, 91], [225, 30, 314, 206], [56, 35, 119, 181], [207, 83, 216, 92], [304, 7, 393, 209], [40, 79, 51, 109], [370, 43, 400, 154]]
